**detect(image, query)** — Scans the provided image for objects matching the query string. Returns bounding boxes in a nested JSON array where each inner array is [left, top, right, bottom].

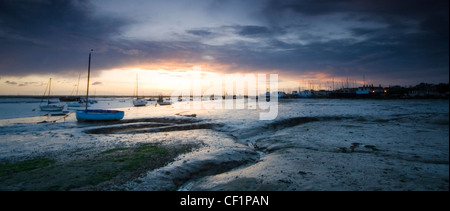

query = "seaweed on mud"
[[83, 117, 216, 135], [263, 116, 358, 132], [120, 123, 215, 134], [265, 117, 320, 130], [355, 117, 368, 122], [374, 119, 390, 123], [433, 120, 449, 125], [0, 157, 56, 176], [0, 143, 196, 191], [298, 171, 307, 177], [85, 123, 171, 134], [350, 143, 360, 152], [364, 145, 379, 151]]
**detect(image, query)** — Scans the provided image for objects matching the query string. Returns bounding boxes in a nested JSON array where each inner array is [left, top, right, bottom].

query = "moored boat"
[[40, 78, 65, 111], [40, 101, 65, 111], [157, 95, 172, 105], [75, 50, 124, 121], [76, 109, 124, 121], [59, 96, 80, 102], [67, 99, 90, 107], [132, 74, 147, 107], [133, 99, 148, 106]]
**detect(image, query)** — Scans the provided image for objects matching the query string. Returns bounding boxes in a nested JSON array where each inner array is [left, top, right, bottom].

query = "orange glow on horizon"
[[0, 61, 368, 95]]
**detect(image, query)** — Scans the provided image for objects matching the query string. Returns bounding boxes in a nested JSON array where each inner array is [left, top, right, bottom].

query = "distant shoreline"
[[0, 95, 448, 100]]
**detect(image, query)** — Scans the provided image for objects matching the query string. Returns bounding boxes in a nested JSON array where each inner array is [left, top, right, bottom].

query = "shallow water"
[[0, 98, 448, 190]]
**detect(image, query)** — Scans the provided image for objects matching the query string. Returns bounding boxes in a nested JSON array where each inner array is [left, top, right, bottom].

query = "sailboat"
[[76, 50, 124, 121], [67, 99, 90, 108], [157, 95, 172, 105], [67, 73, 90, 108], [132, 74, 147, 106], [60, 73, 81, 102], [40, 78, 65, 111]]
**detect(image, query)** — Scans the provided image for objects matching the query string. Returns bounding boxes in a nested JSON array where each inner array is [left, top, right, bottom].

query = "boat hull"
[[76, 109, 124, 121], [68, 101, 90, 107], [40, 104, 65, 111], [133, 99, 148, 106], [59, 96, 81, 102], [158, 102, 172, 106]]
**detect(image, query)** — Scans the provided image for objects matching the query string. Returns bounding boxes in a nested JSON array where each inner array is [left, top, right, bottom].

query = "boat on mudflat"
[[157, 95, 172, 105], [40, 78, 65, 111], [76, 109, 124, 121], [132, 74, 148, 107], [75, 50, 124, 122], [68, 100, 90, 108], [133, 99, 148, 106], [40, 100, 65, 111]]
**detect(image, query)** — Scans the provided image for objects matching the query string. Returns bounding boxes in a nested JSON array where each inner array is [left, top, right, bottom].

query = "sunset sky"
[[0, 0, 448, 95]]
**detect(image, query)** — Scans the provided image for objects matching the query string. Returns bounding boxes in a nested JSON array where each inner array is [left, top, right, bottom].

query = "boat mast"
[[85, 49, 93, 112], [48, 78, 52, 103], [136, 74, 139, 99], [76, 73, 81, 96]]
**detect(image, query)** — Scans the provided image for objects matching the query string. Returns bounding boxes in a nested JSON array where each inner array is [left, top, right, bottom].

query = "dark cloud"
[[0, 0, 448, 85], [216, 0, 449, 83], [210, 24, 448, 84], [18, 81, 42, 86], [349, 28, 379, 37], [186, 29, 213, 37], [5, 81, 17, 85], [91, 81, 102, 85], [3, 80, 43, 86], [419, 15, 449, 40], [234, 25, 271, 36], [265, 0, 448, 18], [0, 0, 128, 76]]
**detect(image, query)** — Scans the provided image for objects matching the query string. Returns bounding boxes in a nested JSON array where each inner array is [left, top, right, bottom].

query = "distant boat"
[[89, 88, 98, 104], [157, 95, 172, 105], [67, 99, 90, 108], [76, 50, 124, 121], [40, 99, 65, 111], [132, 74, 147, 107], [40, 78, 65, 111], [158, 100, 172, 105], [59, 96, 80, 102], [133, 98, 147, 106], [60, 73, 82, 102], [68, 101, 84, 107]]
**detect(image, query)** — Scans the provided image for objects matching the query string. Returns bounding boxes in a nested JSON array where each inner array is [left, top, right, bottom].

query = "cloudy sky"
[[0, 0, 448, 95]]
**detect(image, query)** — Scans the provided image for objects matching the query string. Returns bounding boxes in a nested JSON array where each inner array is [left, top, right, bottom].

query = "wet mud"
[[0, 99, 448, 191]]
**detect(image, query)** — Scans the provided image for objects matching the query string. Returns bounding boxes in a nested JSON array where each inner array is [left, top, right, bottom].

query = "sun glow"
[[98, 67, 199, 96], [0, 63, 366, 96]]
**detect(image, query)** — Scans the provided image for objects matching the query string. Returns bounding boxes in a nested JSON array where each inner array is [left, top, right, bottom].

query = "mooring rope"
[[37, 113, 72, 124]]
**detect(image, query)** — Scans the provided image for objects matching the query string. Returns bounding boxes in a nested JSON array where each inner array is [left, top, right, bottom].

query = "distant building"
[[408, 83, 442, 97], [299, 90, 312, 98], [313, 90, 329, 97], [277, 91, 287, 98], [356, 85, 385, 96], [356, 87, 370, 95]]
